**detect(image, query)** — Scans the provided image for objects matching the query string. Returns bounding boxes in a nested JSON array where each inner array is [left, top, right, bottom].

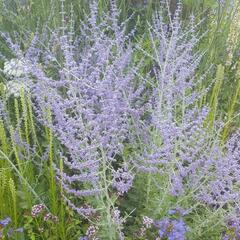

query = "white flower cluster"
[[3, 59, 26, 78], [2, 59, 29, 97]]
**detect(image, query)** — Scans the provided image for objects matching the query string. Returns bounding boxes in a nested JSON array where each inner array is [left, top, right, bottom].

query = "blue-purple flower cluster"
[[155, 218, 188, 240], [0, 217, 23, 238], [112, 166, 134, 195], [134, 2, 240, 210], [0, 0, 143, 215]]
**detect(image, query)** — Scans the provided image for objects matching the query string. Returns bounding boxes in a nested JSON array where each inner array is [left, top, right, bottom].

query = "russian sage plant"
[[134, 2, 240, 238], [1, 0, 142, 238]]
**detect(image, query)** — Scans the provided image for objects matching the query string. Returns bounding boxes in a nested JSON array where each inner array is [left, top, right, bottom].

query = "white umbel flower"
[[3, 59, 26, 78]]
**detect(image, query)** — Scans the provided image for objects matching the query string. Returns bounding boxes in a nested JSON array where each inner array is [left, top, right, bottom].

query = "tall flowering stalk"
[[135, 2, 203, 173], [135, 1, 240, 215], [1, 2, 142, 233]]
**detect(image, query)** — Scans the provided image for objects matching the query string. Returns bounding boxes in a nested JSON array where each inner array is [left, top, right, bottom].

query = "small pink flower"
[[43, 213, 59, 222], [31, 204, 45, 217]]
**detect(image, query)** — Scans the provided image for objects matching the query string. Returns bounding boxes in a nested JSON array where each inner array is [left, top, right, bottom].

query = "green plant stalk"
[[20, 89, 30, 145], [27, 93, 39, 148], [0, 169, 8, 217], [19, 91, 36, 185], [0, 149, 45, 209], [9, 178, 17, 227], [222, 69, 240, 140], [14, 98, 23, 144], [9, 125, 23, 173], [146, 173, 152, 207], [208, 64, 225, 129], [0, 119, 9, 155], [197, 3, 233, 109], [146, 0, 154, 21], [0, 118, 13, 219], [9, 124, 34, 208], [47, 109, 57, 214], [59, 158, 66, 240], [98, 147, 118, 240]]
